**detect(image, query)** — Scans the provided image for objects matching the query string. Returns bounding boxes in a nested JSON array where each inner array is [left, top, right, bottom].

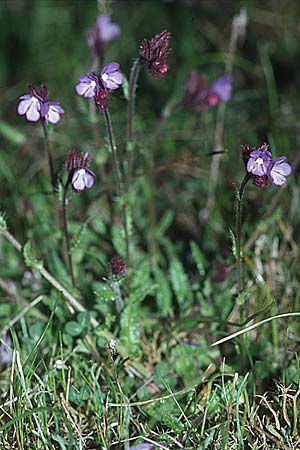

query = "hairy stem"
[[103, 108, 130, 262], [126, 58, 142, 185], [41, 121, 56, 192], [235, 173, 251, 294], [61, 176, 75, 287]]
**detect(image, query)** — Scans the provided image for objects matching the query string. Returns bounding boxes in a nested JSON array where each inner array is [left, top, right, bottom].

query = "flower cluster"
[[75, 62, 124, 110], [88, 14, 121, 61], [139, 30, 171, 78], [66, 149, 95, 193], [242, 143, 292, 188], [110, 255, 126, 278], [18, 84, 64, 124], [180, 72, 233, 112]]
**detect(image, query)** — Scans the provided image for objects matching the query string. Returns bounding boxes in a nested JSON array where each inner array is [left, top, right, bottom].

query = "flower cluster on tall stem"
[[235, 142, 292, 298], [61, 150, 95, 286]]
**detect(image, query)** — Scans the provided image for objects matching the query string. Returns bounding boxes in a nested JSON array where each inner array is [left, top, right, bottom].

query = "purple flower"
[[100, 62, 124, 90], [0, 335, 12, 365], [88, 14, 121, 60], [210, 75, 233, 102], [96, 14, 121, 44], [66, 149, 95, 193], [18, 84, 64, 124], [75, 73, 99, 98], [267, 156, 292, 186], [181, 72, 233, 112], [75, 63, 123, 110], [247, 148, 273, 176], [139, 30, 171, 79], [17, 93, 42, 122], [40, 102, 65, 125], [72, 168, 95, 192], [242, 143, 292, 189]]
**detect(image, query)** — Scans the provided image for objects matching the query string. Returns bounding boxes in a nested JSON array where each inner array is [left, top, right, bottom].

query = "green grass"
[[1, 1, 300, 449]]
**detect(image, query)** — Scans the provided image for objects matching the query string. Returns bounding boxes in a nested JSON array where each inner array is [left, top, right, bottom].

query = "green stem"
[[103, 108, 130, 262], [61, 176, 75, 287], [235, 173, 251, 294], [41, 121, 56, 192], [126, 58, 142, 185]]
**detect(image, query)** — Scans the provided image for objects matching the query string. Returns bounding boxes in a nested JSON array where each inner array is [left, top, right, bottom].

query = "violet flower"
[[18, 84, 64, 124], [75, 73, 99, 98], [88, 14, 121, 60], [268, 156, 292, 186], [40, 102, 65, 125], [139, 30, 171, 79], [17, 93, 42, 122], [66, 149, 95, 193], [0, 335, 12, 365], [72, 168, 95, 192], [181, 72, 233, 112], [75, 63, 123, 110], [246, 148, 273, 176], [242, 143, 292, 188], [100, 62, 124, 90]]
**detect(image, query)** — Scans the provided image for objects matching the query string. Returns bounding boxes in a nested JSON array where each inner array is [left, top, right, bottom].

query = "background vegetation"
[[0, 0, 300, 448]]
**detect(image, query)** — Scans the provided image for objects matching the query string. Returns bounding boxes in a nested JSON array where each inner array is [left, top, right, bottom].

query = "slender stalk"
[[41, 121, 56, 192], [61, 176, 75, 287], [235, 173, 251, 294], [103, 108, 130, 262], [126, 58, 142, 184], [205, 8, 247, 220]]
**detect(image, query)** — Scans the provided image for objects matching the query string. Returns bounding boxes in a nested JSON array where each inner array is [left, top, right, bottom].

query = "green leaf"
[[190, 241, 206, 276], [65, 321, 83, 336], [154, 268, 172, 316], [0, 121, 26, 145], [156, 210, 174, 239], [23, 241, 43, 270], [169, 257, 192, 312], [120, 305, 140, 353], [162, 414, 185, 433], [229, 228, 238, 259]]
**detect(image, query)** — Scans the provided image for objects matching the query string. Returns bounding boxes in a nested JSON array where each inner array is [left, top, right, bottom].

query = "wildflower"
[[0, 335, 12, 365], [139, 30, 171, 78], [72, 168, 95, 192], [75, 63, 123, 110], [66, 149, 95, 193], [242, 143, 292, 188], [181, 72, 233, 112], [88, 14, 121, 60], [75, 73, 99, 98], [17, 84, 64, 124], [40, 102, 65, 125], [111, 256, 126, 277], [100, 62, 124, 90], [247, 146, 273, 176], [17, 93, 42, 122], [268, 156, 292, 186]]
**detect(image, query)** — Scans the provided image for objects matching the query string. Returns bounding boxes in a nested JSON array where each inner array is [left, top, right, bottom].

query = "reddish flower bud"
[[139, 30, 171, 79], [111, 256, 126, 277]]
